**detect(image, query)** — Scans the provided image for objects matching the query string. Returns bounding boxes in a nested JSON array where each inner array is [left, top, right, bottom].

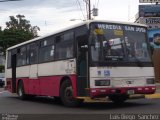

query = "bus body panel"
[[37, 59, 76, 77], [5, 21, 156, 104], [6, 74, 77, 97], [17, 66, 30, 78], [6, 58, 78, 97], [6, 59, 76, 78], [29, 65, 38, 78], [5, 69, 12, 78], [90, 67, 154, 79], [38, 75, 77, 97], [89, 67, 156, 97]]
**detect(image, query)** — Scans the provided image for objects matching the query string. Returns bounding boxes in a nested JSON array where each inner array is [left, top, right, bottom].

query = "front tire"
[[17, 81, 27, 100], [60, 80, 80, 107]]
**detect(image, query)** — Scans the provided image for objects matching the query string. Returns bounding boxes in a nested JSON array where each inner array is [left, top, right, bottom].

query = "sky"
[[0, 0, 142, 36]]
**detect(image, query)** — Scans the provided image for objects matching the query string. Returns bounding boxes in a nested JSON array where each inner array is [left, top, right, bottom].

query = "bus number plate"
[[127, 90, 134, 95]]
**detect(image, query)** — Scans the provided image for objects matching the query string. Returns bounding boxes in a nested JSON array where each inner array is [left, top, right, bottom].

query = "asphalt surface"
[[0, 90, 160, 114], [0, 87, 160, 120]]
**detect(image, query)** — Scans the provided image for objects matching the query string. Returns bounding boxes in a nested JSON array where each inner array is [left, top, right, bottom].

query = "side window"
[[26, 45, 30, 65], [17, 46, 27, 66], [39, 36, 55, 63], [75, 25, 88, 53], [55, 31, 74, 60], [75, 26, 88, 51], [7, 51, 11, 68], [29, 43, 38, 64], [75, 26, 88, 39]]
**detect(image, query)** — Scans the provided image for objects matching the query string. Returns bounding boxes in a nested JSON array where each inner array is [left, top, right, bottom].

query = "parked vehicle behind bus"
[[5, 20, 156, 106]]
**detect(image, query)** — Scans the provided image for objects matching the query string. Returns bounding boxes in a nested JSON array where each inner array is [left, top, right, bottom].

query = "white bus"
[[5, 20, 156, 106]]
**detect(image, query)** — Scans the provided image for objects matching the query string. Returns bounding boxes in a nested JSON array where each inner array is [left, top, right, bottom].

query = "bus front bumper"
[[89, 86, 156, 98]]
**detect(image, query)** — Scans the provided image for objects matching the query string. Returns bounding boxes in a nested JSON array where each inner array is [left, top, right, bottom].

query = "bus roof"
[[7, 20, 147, 51]]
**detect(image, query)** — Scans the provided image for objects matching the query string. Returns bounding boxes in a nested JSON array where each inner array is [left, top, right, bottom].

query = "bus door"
[[76, 37, 88, 96], [11, 53, 17, 93]]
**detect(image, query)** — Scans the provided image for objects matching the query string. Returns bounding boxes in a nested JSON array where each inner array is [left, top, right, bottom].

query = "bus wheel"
[[109, 94, 129, 104], [17, 81, 27, 100], [60, 80, 80, 107]]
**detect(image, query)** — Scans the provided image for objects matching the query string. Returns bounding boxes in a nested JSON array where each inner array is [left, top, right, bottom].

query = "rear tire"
[[109, 94, 129, 104], [60, 80, 80, 107], [27, 95, 36, 100], [17, 81, 27, 100]]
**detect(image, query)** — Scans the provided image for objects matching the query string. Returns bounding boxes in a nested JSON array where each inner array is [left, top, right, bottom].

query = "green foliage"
[[0, 65, 5, 73], [0, 14, 40, 56]]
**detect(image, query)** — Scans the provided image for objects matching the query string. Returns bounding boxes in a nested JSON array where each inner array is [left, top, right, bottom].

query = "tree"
[[0, 65, 5, 73], [0, 14, 40, 56], [6, 14, 40, 36]]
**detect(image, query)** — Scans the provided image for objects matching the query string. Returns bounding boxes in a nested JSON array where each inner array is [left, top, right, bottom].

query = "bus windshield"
[[90, 22, 151, 64]]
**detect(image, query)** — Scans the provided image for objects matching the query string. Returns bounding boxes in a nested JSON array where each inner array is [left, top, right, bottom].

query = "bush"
[[0, 65, 5, 73]]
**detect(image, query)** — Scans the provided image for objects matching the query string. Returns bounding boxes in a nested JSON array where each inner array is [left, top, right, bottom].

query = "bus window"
[[40, 36, 54, 47], [55, 31, 74, 60], [39, 44, 55, 63], [29, 43, 38, 64], [16, 46, 27, 66]]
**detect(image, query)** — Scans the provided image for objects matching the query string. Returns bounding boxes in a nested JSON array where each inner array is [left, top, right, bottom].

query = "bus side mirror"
[[80, 45, 88, 51]]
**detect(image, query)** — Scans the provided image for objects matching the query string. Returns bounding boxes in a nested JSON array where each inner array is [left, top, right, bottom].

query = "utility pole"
[[84, 0, 91, 20], [84, 0, 98, 20], [88, 0, 91, 20]]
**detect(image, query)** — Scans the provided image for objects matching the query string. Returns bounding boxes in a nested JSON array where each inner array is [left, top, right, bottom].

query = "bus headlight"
[[146, 78, 155, 84], [95, 80, 110, 86]]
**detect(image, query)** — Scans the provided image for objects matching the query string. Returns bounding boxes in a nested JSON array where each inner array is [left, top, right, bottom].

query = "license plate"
[[127, 90, 134, 95]]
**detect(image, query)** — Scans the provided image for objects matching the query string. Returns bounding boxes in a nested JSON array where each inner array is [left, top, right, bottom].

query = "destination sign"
[[97, 24, 146, 33]]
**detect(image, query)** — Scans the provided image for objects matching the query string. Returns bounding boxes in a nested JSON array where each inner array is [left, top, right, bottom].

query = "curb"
[[145, 93, 160, 99], [129, 94, 145, 99], [129, 93, 160, 99]]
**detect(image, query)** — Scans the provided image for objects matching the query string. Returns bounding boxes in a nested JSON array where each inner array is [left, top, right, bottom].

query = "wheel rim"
[[18, 87, 23, 97], [65, 86, 73, 100]]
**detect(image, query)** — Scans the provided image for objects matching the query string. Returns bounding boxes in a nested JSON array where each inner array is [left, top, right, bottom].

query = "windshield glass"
[[90, 23, 151, 63]]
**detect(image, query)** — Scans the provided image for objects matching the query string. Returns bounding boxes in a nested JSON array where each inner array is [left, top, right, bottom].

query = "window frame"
[[55, 30, 75, 60], [16, 46, 27, 67], [38, 36, 55, 63], [29, 42, 39, 65]]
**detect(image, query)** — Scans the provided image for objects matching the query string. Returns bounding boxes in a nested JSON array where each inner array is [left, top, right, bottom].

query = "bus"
[[5, 20, 156, 107]]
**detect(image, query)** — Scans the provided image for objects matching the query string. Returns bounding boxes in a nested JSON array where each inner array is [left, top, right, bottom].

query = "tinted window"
[[17, 46, 27, 66], [39, 36, 55, 63], [55, 31, 74, 59], [75, 25, 88, 38], [29, 43, 38, 64], [39, 44, 55, 63], [40, 36, 54, 47]]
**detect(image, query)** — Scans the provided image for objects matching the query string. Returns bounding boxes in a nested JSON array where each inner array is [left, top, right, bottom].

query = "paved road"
[[0, 88, 4, 92], [0, 90, 160, 120]]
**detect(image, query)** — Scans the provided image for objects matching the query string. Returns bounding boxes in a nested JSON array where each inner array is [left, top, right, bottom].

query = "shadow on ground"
[[7, 95, 154, 110]]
